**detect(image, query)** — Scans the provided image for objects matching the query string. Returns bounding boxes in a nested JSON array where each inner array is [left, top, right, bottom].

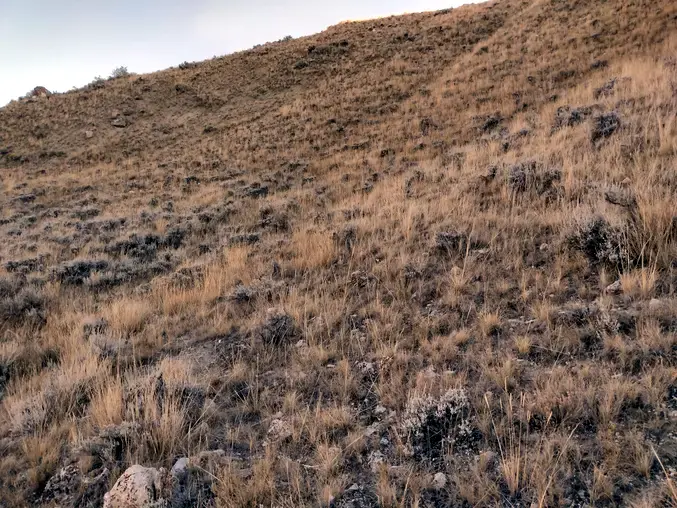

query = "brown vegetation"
[[1, 0, 677, 506]]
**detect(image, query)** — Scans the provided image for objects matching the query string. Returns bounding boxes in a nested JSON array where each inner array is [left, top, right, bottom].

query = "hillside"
[[1, 0, 677, 506]]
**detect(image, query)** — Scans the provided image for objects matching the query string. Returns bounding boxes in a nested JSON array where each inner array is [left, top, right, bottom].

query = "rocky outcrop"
[[29, 86, 51, 98]]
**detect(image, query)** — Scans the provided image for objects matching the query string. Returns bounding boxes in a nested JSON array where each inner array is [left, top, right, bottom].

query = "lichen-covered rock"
[[103, 465, 169, 508]]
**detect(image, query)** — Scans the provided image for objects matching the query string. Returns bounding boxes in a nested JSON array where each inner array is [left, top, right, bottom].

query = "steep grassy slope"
[[1, 0, 677, 506]]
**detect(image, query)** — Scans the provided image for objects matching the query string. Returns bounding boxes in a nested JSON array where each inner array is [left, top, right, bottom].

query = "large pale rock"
[[103, 465, 168, 508]]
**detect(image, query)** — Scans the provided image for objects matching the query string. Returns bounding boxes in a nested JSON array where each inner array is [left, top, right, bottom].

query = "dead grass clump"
[[122, 374, 207, 464], [105, 298, 153, 335], [290, 228, 336, 271]]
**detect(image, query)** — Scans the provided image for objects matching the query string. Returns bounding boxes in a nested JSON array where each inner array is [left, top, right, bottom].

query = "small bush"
[[88, 76, 106, 90], [591, 112, 621, 143], [0, 276, 46, 329], [110, 66, 130, 79], [568, 216, 625, 269], [52, 260, 108, 286], [401, 389, 476, 462], [256, 312, 299, 346], [507, 161, 561, 195]]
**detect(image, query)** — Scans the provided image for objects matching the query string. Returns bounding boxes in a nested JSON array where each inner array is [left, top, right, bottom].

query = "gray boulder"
[[103, 465, 169, 508]]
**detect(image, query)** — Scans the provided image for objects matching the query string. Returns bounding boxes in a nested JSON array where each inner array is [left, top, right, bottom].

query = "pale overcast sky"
[[0, 0, 481, 106]]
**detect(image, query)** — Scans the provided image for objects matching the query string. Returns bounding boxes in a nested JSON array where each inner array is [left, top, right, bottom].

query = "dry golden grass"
[[1, 0, 677, 506], [288, 228, 336, 272], [88, 377, 124, 429], [105, 298, 153, 335]]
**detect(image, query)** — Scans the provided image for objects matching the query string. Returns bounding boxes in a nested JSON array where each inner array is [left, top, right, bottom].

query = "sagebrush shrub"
[[110, 66, 130, 79]]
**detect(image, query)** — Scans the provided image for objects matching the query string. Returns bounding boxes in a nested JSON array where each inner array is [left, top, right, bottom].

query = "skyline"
[[0, 0, 481, 106]]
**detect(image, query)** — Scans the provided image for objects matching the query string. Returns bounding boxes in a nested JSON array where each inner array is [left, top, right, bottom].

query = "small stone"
[[539, 243, 549, 252], [374, 405, 387, 416], [85, 130, 94, 139], [621, 177, 632, 187], [605, 280, 623, 295], [171, 457, 189, 481], [348, 484, 359, 491], [433, 472, 447, 489], [380, 437, 390, 446], [111, 117, 128, 128]]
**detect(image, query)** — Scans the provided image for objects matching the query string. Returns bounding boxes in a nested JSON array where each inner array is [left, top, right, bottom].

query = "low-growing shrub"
[[110, 66, 130, 79]]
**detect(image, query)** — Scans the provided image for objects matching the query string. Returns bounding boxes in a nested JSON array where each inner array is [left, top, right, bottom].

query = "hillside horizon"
[[0, 1, 484, 107], [1, 0, 677, 506]]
